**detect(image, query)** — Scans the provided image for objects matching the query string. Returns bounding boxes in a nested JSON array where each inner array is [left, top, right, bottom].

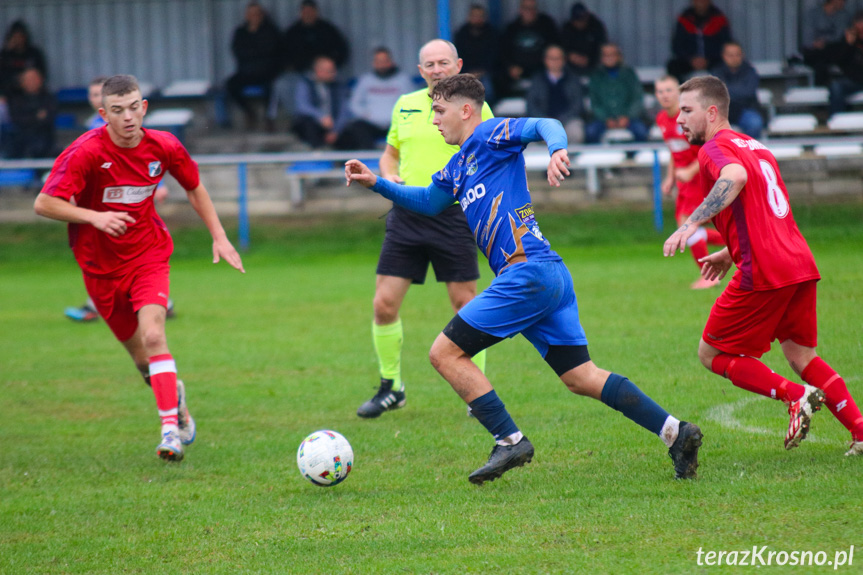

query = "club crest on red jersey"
[[148, 161, 162, 177]]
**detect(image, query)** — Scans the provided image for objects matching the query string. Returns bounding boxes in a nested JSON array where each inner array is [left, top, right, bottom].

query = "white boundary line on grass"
[[704, 396, 829, 444]]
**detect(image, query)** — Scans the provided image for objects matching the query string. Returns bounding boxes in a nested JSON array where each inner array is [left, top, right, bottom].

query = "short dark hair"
[[89, 76, 108, 88], [431, 74, 485, 108], [679, 75, 730, 118], [101, 75, 141, 104]]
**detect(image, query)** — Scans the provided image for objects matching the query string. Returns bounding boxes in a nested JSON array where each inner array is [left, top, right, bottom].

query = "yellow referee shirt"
[[386, 88, 494, 187]]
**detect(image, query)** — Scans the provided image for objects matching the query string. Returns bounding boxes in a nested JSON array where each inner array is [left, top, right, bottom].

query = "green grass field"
[[2, 203, 862, 574]]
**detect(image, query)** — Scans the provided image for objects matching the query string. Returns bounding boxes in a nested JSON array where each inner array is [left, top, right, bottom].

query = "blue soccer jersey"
[[432, 118, 562, 276]]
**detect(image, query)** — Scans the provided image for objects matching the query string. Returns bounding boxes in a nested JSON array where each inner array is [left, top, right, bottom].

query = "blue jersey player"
[[345, 74, 703, 485]]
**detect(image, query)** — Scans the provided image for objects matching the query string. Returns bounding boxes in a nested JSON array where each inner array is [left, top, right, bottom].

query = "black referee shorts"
[[376, 204, 480, 284]]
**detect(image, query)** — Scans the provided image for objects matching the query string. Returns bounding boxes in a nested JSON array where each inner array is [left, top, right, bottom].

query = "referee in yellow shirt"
[[357, 39, 494, 418]]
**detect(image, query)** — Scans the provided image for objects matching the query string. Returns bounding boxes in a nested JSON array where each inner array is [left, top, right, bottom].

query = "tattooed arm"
[[663, 163, 747, 257]]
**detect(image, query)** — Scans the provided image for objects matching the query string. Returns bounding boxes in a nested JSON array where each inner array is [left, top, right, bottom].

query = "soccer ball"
[[297, 430, 353, 487]]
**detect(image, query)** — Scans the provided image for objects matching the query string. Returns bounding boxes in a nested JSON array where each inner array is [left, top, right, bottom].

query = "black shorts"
[[376, 204, 481, 284]]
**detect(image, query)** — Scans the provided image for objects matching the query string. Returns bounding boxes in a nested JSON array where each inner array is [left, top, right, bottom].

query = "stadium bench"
[[144, 108, 194, 143], [813, 143, 863, 157], [0, 168, 38, 189], [827, 112, 863, 132], [160, 79, 211, 99], [767, 114, 819, 135], [285, 158, 380, 207], [781, 87, 829, 108], [493, 98, 527, 117]]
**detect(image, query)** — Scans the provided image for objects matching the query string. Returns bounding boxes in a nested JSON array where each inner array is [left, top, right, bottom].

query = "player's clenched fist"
[[345, 160, 378, 188], [92, 211, 136, 237], [546, 149, 571, 187]]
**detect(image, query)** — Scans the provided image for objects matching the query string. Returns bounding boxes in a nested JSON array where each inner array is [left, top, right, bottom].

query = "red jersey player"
[[34, 75, 245, 462], [664, 75, 863, 456], [654, 75, 723, 289]]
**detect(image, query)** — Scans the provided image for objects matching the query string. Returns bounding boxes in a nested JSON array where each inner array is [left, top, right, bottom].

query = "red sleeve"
[[41, 140, 91, 201], [699, 138, 738, 180], [162, 132, 200, 191]]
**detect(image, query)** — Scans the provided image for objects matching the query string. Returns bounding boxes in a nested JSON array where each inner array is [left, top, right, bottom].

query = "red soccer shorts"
[[703, 279, 818, 358], [675, 179, 704, 222], [84, 261, 171, 342]]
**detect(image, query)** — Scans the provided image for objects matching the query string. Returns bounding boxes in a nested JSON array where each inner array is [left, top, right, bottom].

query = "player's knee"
[[697, 341, 717, 371], [140, 326, 167, 353], [372, 294, 399, 324]]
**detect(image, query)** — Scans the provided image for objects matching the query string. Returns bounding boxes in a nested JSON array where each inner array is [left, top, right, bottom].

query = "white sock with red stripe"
[[149, 353, 179, 429]]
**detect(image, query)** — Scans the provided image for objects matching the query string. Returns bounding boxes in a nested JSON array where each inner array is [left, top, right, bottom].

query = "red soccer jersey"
[[656, 109, 699, 169], [42, 127, 200, 278], [699, 129, 820, 291]]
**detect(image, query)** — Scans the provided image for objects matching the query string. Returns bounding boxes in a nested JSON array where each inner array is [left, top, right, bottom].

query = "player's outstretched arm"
[[185, 183, 245, 273], [699, 247, 733, 281], [34, 193, 136, 237], [663, 163, 747, 257], [346, 159, 453, 216]]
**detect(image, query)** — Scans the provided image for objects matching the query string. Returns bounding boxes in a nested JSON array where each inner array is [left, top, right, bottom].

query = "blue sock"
[[469, 390, 520, 441], [600, 373, 669, 436]]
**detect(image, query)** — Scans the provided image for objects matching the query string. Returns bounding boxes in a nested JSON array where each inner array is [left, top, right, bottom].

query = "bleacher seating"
[[494, 98, 527, 117], [813, 143, 863, 157], [600, 128, 634, 144], [633, 149, 670, 166], [767, 114, 818, 135], [635, 66, 666, 86], [160, 79, 211, 99], [144, 108, 194, 142], [827, 112, 863, 132], [768, 145, 804, 159], [782, 87, 829, 107]]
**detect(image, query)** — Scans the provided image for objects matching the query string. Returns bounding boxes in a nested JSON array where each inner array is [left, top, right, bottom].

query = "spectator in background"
[[828, 10, 863, 114], [454, 4, 499, 103], [711, 41, 763, 139], [667, 0, 732, 81], [337, 47, 415, 150], [560, 2, 608, 76], [586, 43, 647, 143], [292, 55, 351, 149], [269, 0, 350, 124], [4, 67, 55, 159], [225, 1, 281, 130], [526, 45, 585, 143], [498, 0, 559, 98], [0, 20, 47, 99], [85, 76, 109, 130], [801, 0, 851, 87]]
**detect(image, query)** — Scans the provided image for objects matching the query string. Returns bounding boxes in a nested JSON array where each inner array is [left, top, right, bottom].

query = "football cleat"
[[468, 437, 534, 485], [156, 429, 184, 462], [176, 380, 196, 446], [357, 379, 406, 418], [845, 441, 863, 457], [784, 385, 826, 450], [64, 303, 99, 322], [668, 421, 702, 479]]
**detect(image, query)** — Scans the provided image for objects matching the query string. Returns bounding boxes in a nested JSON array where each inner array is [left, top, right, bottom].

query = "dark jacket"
[[560, 15, 608, 71], [711, 61, 760, 123], [294, 74, 351, 133], [282, 18, 349, 72], [454, 22, 499, 75], [231, 18, 281, 80], [526, 70, 585, 123], [588, 65, 644, 122], [671, 4, 732, 68], [832, 38, 863, 85], [0, 44, 47, 97], [500, 14, 560, 78]]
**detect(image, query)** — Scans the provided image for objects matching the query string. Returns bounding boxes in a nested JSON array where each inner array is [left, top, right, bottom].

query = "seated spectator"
[[454, 4, 499, 103], [526, 45, 585, 143], [292, 56, 351, 149], [829, 10, 863, 114], [498, 0, 559, 98], [586, 44, 647, 143], [337, 47, 415, 150], [0, 20, 47, 99], [802, 0, 851, 86], [269, 0, 350, 122], [667, 0, 732, 81], [85, 76, 108, 130], [560, 2, 608, 76], [711, 41, 763, 139], [225, 1, 281, 130], [5, 67, 55, 159]]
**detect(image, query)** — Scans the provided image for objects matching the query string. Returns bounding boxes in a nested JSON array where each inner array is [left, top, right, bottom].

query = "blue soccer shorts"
[[457, 259, 588, 357]]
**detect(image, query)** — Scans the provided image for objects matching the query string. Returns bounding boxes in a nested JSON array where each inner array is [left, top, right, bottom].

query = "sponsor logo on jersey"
[[102, 184, 157, 204], [466, 153, 478, 175], [460, 182, 486, 210], [514, 203, 535, 223], [731, 137, 767, 151], [148, 161, 162, 177], [101, 162, 112, 169]]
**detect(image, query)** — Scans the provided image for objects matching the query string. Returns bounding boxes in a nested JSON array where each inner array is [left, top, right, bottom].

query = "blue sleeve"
[[518, 118, 568, 154], [370, 178, 454, 216]]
